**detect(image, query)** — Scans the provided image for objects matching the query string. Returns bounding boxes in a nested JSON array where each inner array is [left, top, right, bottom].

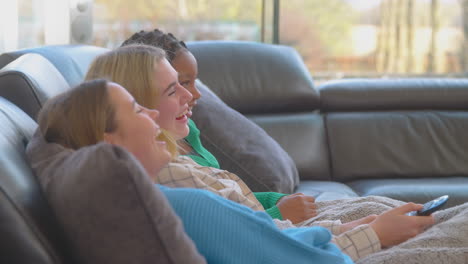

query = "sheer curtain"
[[0, 0, 18, 52], [0, 0, 81, 53]]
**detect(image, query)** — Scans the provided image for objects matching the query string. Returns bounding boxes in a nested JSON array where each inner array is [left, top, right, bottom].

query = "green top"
[[184, 119, 287, 220], [185, 119, 220, 169]]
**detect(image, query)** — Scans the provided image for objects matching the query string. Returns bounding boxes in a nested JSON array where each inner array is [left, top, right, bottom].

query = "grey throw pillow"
[[191, 80, 299, 193], [26, 130, 206, 264]]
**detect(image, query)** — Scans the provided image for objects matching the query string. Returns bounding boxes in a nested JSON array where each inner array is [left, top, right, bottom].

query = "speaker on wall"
[[70, 0, 93, 44]]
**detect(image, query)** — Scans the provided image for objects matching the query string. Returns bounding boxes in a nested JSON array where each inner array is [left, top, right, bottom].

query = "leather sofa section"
[[0, 45, 108, 87], [0, 98, 73, 264], [0, 54, 69, 119], [348, 177, 468, 208], [296, 181, 359, 201], [326, 111, 468, 181], [248, 112, 331, 181], [320, 78, 468, 111], [187, 41, 319, 114]]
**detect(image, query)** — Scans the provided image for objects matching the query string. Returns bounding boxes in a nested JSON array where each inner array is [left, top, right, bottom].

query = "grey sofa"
[[187, 41, 468, 207], [1, 40, 468, 262]]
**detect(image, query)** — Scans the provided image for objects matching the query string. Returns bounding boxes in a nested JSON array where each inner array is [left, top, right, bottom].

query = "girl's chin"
[[173, 126, 190, 140], [159, 151, 172, 166], [152, 151, 172, 169]]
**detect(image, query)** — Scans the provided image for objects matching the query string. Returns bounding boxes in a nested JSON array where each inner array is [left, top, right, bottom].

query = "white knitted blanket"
[[306, 196, 468, 264]]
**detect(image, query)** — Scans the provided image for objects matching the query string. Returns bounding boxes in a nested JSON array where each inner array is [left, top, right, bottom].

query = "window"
[[93, 0, 264, 48], [2, 0, 467, 80], [280, 0, 468, 81]]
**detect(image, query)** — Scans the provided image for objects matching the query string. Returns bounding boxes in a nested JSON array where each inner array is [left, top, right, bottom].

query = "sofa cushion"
[[0, 97, 72, 264], [0, 45, 108, 87], [348, 177, 468, 208], [326, 111, 468, 181], [295, 181, 359, 201], [26, 131, 206, 264], [249, 113, 331, 181], [191, 80, 299, 193], [187, 41, 319, 114], [320, 78, 468, 111], [0, 53, 69, 119]]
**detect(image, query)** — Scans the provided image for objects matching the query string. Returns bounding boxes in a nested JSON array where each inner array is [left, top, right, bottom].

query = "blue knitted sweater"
[[184, 119, 287, 219], [159, 185, 353, 264]]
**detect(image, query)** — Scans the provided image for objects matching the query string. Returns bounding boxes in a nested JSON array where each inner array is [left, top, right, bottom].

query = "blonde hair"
[[38, 79, 116, 149], [85, 44, 178, 157]]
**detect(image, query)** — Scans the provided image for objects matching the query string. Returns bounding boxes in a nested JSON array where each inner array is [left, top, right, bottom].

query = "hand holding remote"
[[370, 203, 435, 248], [406, 195, 449, 216]]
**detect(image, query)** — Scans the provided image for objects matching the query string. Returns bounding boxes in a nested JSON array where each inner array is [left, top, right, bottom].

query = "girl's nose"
[[190, 85, 201, 100], [148, 108, 160, 121], [179, 83, 193, 103]]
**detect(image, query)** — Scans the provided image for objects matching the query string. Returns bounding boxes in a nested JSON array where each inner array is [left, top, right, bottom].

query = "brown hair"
[[84, 44, 178, 157], [38, 79, 116, 149]]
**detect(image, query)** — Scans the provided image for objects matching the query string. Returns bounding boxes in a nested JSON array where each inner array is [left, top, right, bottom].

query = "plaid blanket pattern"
[[156, 156, 264, 211]]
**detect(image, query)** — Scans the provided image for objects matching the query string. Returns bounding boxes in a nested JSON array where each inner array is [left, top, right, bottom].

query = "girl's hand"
[[276, 193, 317, 224], [370, 203, 435, 248]]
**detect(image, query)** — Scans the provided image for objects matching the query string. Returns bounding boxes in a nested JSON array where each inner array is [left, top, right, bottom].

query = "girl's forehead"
[[173, 52, 197, 74], [175, 50, 195, 62], [108, 83, 133, 104], [152, 60, 178, 87]]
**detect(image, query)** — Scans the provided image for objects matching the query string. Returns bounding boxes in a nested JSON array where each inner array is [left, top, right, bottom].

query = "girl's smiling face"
[[152, 59, 193, 140], [172, 50, 201, 118], [104, 82, 171, 177]]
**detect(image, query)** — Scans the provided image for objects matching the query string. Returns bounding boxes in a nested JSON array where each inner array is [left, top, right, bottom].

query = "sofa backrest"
[[0, 45, 108, 87], [0, 97, 73, 264], [320, 78, 468, 181], [188, 41, 319, 114], [187, 41, 331, 181], [0, 54, 70, 120], [0, 44, 109, 120]]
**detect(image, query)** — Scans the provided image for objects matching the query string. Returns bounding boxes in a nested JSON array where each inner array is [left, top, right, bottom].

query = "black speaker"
[[70, 0, 93, 44]]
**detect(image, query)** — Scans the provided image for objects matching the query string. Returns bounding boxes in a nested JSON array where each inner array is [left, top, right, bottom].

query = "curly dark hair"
[[121, 29, 187, 62]]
